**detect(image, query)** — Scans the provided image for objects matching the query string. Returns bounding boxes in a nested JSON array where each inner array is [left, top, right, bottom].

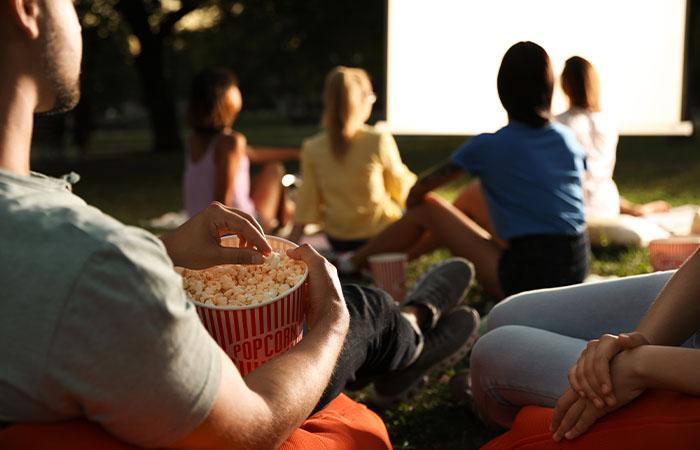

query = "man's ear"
[[7, 0, 41, 40]]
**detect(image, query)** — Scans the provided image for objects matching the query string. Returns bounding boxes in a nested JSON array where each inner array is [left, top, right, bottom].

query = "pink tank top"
[[183, 135, 256, 218]]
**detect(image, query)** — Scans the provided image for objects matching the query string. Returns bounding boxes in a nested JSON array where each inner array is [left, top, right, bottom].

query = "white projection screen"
[[386, 0, 692, 136]]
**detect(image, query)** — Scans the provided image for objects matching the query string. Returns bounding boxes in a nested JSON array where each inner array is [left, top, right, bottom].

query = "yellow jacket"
[[294, 126, 416, 240]]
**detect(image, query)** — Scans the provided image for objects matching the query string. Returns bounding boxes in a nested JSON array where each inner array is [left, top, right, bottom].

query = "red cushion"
[[0, 394, 391, 450], [482, 390, 700, 450]]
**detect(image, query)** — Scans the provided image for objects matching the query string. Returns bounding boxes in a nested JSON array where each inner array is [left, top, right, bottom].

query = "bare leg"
[[353, 195, 505, 298], [620, 196, 671, 217], [250, 162, 284, 232], [405, 180, 501, 259]]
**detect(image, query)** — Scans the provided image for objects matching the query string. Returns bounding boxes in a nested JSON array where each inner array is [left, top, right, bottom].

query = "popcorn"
[[180, 251, 306, 307]]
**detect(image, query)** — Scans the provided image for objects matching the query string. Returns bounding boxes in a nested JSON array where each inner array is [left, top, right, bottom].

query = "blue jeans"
[[470, 271, 700, 428]]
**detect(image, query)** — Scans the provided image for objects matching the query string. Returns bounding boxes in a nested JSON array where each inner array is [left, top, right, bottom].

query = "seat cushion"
[[0, 394, 392, 450], [482, 390, 700, 450]]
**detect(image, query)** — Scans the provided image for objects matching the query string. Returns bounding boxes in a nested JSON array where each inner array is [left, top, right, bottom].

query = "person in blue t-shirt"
[[350, 41, 589, 299]]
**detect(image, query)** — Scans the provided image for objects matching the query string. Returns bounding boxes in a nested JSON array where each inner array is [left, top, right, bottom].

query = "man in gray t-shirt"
[[0, 1, 480, 448], [0, 1, 351, 447]]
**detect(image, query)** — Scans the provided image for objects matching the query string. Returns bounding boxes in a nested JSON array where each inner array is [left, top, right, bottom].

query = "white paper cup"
[[368, 253, 408, 302], [185, 236, 308, 376]]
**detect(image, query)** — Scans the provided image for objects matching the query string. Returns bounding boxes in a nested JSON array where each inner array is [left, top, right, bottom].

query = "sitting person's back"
[[183, 68, 299, 233], [291, 67, 415, 251], [556, 56, 669, 219], [452, 120, 586, 240]]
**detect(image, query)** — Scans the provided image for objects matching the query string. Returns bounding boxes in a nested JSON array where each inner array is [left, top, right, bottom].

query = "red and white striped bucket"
[[189, 236, 308, 376], [368, 252, 407, 302], [649, 237, 700, 271]]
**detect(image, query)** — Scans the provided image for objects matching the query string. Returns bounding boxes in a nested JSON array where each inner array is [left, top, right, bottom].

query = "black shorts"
[[498, 232, 590, 298], [327, 236, 369, 253]]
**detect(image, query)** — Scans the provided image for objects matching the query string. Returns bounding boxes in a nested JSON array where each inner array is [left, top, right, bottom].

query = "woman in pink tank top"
[[184, 68, 299, 232]]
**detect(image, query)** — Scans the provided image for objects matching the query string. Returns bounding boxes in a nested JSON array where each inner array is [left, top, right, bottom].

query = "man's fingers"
[[286, 244, 325, 267], [225, 205, 266, 237], [551, 389, 578, 432], [209, 202, 272, 255], [217, 247, 265, 265]]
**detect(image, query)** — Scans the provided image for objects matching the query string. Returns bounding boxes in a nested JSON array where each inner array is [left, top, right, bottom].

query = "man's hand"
[[286, 244, 348, 330], [552, 347, 647, 441], [161, 202, 272, 269], [568, 332, 648, 408]]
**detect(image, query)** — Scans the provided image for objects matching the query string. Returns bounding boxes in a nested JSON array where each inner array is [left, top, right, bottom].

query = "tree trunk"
[[133, 37, 183, 153], [115, 0, 184, 153]]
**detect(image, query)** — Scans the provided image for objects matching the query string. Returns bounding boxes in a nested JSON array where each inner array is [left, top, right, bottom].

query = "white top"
[[557, 108, 621, 219]]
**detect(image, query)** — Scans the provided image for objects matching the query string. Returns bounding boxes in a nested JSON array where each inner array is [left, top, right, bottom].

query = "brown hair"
[[321, 66, 373, 158], [497, 41, 554, 128], [561, 56, 601, 112], [187, 68, 239, 133]]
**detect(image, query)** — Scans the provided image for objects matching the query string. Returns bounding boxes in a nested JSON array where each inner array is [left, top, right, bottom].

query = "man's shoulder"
[[0, 180, 165, 275]]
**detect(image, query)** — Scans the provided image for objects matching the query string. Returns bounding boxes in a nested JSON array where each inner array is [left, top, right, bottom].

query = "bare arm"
[[288, 223, 305, 244], [552, 345, 700, 441], [170, 245, 349, 450], [636, 346, 700, 394], [247, 145, 300, 164], [406, 161, 465, 208], [215, 134, 246, 207], [635, 249, 700, 345], [566, 250, 700, 408]]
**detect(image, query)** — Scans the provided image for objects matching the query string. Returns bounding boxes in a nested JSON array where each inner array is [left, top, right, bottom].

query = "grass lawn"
[[33, 121, 700, 449]]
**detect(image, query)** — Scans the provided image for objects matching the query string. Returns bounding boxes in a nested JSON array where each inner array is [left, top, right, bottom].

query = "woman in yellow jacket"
[[289, 67, 416, 252]]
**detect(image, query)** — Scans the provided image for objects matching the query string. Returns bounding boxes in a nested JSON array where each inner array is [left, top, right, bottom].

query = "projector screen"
[[386, 0, 692, 136]]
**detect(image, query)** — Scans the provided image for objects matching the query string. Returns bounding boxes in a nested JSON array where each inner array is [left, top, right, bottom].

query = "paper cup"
[[186, 236, 308, 376], [649, 237, 700, 271], [368, 253, 408, 302]]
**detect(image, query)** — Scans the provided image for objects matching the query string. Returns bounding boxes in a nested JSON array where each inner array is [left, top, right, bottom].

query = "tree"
[[113, 0, 212, 153]]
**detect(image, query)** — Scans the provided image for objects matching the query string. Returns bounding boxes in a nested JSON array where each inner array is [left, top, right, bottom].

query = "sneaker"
[[403, 257, 475, 329], [450, 369, 491, 423], [449, 369, 477, 413], [372, 306, 480, 408]]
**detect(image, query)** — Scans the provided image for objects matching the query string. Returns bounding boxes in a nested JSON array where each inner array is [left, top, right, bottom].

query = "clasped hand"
[[551, 332, 649, 441]]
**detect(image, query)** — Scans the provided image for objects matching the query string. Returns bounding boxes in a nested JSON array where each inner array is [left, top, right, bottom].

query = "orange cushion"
[[281, 393, 392, 450], [482, 390, 700, 450], [0, 394, 392, 450]]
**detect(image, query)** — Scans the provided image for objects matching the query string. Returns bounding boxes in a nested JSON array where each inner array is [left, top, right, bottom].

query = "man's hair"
[[497, 41, 553, 128], [187, 68, 239, 133], [561, 56, 601, 112]]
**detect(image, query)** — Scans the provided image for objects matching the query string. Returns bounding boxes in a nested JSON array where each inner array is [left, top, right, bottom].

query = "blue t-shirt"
[[450, 121, 586, 241]]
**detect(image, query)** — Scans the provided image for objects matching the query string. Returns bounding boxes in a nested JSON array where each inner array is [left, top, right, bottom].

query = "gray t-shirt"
[[0, 169, 222, 447]]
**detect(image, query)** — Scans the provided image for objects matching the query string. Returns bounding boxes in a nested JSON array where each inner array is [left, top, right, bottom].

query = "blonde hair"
[[321, 66, 373, 158], [561, 56, 601, 112]]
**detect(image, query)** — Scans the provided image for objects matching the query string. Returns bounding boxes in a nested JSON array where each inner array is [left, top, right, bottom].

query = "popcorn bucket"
[[368, 253, 408, 302], [649, 237, 700, 271], [188, 236, 308, 376]]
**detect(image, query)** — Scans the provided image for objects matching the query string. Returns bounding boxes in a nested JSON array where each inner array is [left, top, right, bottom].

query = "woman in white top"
[[556, 56, 669, 219]]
